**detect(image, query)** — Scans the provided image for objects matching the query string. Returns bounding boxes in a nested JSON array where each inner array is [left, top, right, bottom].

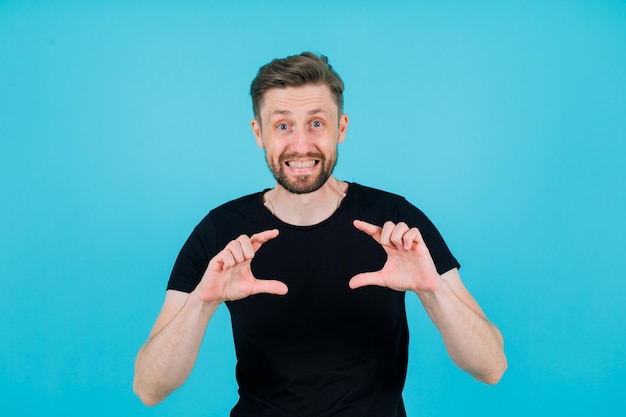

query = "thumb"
[[349, 271, 382, 290], [251, 279, 289, 296]]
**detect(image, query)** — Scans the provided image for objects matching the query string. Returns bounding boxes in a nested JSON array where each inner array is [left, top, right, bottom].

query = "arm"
[[133, 230, 288, 406], [417, 268, 506, 384], [133, 290, 216, 406], [350, 220, 507, 384]]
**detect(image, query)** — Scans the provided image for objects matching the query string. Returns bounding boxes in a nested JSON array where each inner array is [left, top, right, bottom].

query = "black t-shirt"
[[168, 183, 460, 417]]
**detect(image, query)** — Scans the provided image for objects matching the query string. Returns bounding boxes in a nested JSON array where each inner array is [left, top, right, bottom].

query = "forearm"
[[417, 277, 507, 384], [133, 292, 220, 405]]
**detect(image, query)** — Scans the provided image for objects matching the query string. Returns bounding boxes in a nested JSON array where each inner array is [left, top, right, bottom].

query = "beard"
[[266, 149, 338, 194]]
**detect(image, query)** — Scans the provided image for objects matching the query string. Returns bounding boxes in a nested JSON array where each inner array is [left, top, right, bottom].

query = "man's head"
[[250, 53, 348, 195], [250, 52, 344, 121]]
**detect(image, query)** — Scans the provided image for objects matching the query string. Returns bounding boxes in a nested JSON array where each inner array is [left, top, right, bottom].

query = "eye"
[[277, 123, 289, 131], [311, 120, 323, 128]]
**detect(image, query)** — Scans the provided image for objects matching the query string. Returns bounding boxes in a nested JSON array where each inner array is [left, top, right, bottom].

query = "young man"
[[134, 52, 507, 416]]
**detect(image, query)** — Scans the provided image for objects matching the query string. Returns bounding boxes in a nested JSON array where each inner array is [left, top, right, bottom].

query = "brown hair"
[[250, 52, 344, 120]]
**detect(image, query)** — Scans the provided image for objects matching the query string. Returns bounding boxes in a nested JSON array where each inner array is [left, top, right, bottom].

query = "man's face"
[[251, 84, 348, 194]]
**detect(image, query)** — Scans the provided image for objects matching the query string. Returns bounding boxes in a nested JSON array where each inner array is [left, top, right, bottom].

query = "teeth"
[[288, 160, 316, 169]]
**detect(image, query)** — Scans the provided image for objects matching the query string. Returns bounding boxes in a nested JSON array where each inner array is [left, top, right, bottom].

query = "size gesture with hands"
[[196, 229, 288, 302], [349, 220, 440, 293]]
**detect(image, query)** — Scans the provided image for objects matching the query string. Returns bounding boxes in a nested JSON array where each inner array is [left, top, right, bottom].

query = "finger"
[[250, 279, 289, 296], [235, 235, 255, 260], [220, 249, 236, 268], [380, 221, 397, 248], [353, 220, 382, 243], [405, 227, 431, 256], [390, 222, 410, 250], [225, 239, 246, 263], [394, 227, 429, 256], [250, 229, 280, 252], [403, 227, 421, 250], [348, 271, 383, 289]]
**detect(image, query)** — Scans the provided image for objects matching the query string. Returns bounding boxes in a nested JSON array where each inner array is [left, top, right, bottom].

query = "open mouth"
[[286, 160, 318, 169]]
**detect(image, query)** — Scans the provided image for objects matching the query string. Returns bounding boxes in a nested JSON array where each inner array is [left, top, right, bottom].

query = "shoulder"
[[349, 183, 409, 206], [349, 183, 460, 274], [348, 183, 415, 216], [191, 190, 275, 244], [347, 183, 437, 233], [212, 191, 265, 214], [167, 190, 269, 293], [196, 191, 266, 226]]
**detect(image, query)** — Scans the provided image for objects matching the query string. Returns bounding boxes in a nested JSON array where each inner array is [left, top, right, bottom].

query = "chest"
[[226, 223, 406, 348]]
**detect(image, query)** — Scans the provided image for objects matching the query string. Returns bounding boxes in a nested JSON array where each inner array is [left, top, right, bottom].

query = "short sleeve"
[[166, 214, 217, 293], [399, 199, 460, 275]]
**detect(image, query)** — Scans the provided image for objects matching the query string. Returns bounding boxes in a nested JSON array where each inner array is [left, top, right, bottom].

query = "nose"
[[291, 124, 313, 151]]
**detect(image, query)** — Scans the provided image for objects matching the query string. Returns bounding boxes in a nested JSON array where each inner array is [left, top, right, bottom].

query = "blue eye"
[[311, 120, 323, 128], [277, 123, 289, 131]]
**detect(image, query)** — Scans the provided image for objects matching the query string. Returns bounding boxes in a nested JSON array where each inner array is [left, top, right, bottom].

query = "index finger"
[[250, 229, 280, 252], [353, 220, 382, 244]]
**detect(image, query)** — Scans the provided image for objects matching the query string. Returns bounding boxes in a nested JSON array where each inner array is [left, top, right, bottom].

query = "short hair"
[[250, 52, 345, 120]]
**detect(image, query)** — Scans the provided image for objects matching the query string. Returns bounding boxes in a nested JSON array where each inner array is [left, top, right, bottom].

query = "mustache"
[[279, 152, 324, 163]]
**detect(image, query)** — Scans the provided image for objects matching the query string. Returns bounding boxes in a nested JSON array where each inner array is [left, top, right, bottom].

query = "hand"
[[195, 229, 288, 302], [349, 220, 440, 293]]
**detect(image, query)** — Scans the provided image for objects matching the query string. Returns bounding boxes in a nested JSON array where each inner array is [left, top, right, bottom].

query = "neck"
[[264, 177, 347, 226]]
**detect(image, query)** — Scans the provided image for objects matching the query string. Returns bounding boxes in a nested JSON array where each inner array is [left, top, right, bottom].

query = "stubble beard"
[[267, 149, 338, 195]]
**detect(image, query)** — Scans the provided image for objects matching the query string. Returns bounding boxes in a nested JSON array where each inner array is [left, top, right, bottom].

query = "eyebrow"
[[308, 108, 329, 117], [269, 108, 330, 117], [269, 109, 291, 117]]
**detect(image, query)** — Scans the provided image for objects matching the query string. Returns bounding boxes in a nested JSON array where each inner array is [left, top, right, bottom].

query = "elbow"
[[479, 328, 508, 385], [133, 375, 165, 407], [134, 387, 162, 407], [138, 395, 160, 407], [133, 349, 168, 407], [477, 355, 508, 385], [479, 370, 505, 385]]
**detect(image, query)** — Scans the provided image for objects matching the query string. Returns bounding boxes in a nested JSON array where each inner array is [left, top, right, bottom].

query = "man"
[[133, 52, 507, 416]]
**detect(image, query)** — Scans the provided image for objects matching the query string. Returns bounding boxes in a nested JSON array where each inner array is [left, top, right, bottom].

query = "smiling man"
[[133, 52, 507, 416]]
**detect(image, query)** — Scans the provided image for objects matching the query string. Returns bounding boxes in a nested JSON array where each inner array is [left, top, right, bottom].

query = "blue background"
[[1, 0, 624, 416]]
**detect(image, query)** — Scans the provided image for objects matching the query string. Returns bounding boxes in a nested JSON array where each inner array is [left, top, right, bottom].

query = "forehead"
[[259, 84, 337, 119]]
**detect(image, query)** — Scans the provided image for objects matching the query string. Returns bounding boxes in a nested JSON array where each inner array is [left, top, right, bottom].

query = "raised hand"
[[349, 220, 440, 293], [195, 229, 288, 302]]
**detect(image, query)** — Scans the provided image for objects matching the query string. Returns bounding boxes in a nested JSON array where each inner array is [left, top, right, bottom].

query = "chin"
[[278, 174, 329, 195]]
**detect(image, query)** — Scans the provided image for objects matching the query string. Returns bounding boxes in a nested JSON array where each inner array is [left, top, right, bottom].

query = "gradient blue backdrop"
[[1, 1, 624, 416]]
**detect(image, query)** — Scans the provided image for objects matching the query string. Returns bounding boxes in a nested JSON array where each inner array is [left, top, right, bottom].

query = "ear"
[[251, 118, 264, 149], [338, 114, 349, 144]]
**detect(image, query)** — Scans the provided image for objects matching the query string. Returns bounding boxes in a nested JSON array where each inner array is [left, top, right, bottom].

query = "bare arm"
[[417, 268, 506, 384], [350, 220, 507, 384], [133, 230, 288, 406], [133, 290, 217, 406]]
